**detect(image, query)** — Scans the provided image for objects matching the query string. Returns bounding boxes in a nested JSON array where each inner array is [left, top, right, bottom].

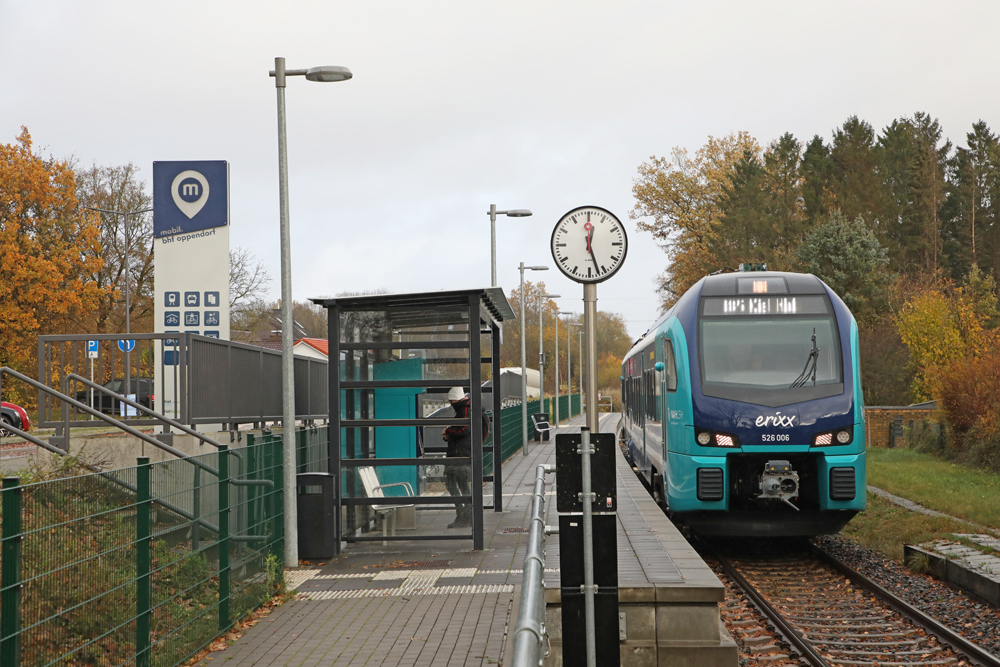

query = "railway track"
[[706, 542, 1000, 667]]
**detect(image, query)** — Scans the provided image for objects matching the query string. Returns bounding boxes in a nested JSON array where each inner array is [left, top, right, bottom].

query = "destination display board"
[[701, 295, 829, 317]]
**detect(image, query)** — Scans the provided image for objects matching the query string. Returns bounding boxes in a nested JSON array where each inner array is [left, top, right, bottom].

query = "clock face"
[[550, 206, 628, 283]]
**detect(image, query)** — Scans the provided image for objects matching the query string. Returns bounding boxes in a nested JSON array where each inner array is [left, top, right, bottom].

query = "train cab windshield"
[[698, 295, 844, 406]]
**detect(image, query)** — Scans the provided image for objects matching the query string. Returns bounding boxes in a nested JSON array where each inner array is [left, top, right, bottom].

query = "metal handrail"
[[510, 463, 556, 667], [62, 373, 272, 489], [0, 366, 270, 542], [62, 373, 226, 449]]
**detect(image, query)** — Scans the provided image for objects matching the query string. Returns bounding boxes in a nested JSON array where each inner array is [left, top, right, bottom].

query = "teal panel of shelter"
[[373, 358, 423, 494]]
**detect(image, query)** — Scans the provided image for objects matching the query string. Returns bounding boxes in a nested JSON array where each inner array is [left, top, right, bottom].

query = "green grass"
[[841, 491, 976, 562], [866, 448, 1000, 531]]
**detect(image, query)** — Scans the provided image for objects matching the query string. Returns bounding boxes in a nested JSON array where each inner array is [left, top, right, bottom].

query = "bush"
[[959, 428, 1000, 476], [904, 419, 943, 455], [936, 351, 1000, 453]]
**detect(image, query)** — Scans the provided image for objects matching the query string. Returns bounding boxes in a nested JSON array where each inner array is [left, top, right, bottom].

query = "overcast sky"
[[3, 1, 999, 339]]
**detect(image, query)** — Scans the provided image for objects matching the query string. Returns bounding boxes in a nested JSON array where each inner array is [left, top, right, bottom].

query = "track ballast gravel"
[[819, 535, 1000, 659]]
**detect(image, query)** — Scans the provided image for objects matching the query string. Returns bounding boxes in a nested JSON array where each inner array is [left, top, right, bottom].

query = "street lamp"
[[85, 205, 153, 400], [538, 292, 560, 419], [519, 263, 547, 455], [270, 57, 352, 568], [554, 311, 573, 426], [488, 205, 532, 287], [566, 321, 583, 417]]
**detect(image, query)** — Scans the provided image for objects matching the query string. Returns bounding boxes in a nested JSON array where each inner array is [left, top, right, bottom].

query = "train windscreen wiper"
[[789, 328, 819, 388]]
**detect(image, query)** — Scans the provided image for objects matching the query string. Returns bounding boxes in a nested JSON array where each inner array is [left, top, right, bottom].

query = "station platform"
[[196, 413, 735, 667]]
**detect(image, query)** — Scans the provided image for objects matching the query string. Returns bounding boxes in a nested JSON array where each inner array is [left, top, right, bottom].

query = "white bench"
[[530, 413, 553, 441], [358, 467, 416, 545]]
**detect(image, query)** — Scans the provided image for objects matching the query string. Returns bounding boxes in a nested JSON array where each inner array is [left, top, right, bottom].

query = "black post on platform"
[[491, 319, 503, 511], [328, 304, 342, 556], [469, 294, 485, 550], [555, 430, 620, 667]]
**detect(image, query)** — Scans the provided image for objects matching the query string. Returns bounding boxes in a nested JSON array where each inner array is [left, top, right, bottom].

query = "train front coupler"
[[757, 460, 800, 511]]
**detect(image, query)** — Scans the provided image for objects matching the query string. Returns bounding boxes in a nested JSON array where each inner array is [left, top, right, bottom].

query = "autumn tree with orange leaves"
[[0, 128, 106, 406]]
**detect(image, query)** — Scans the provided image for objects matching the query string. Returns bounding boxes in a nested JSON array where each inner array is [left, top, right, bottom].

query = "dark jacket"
[[444, 397, 489, 457]]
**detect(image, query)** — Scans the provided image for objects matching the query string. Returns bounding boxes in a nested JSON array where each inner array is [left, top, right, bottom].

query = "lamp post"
[[85, 205, 153, 398], [555, 311, 573, 425], [270, 57, 352, 568], [538, 292, 560, 419], [519, 263, 547, 455], [566, 322, 582, 418], [489, 206, 532, 287]]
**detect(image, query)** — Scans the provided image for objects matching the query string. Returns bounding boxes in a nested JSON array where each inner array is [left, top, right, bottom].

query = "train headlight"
[[812, 429, 853, 446], [696, 430, 740, 447]]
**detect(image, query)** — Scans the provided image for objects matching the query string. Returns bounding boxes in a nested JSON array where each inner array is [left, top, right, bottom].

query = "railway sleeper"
[[823, 647, 945, 657], [825, 660, 957, 667], [786, 621, 898, 631], [810, 639, 927, 647], [748, 643, 784, 654], [803, 631, 916, 639], [771, 601, 882, 609], [781, 614, 893, 623]]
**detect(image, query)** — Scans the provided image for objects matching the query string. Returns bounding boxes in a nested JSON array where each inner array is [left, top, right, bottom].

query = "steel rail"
[[711, 548, 831, 667], [813, 545, 1000, 667], [510, 462, 556, 667]]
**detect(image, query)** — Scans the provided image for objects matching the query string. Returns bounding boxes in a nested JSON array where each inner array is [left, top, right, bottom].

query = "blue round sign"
[[118, 339, 136, 352]]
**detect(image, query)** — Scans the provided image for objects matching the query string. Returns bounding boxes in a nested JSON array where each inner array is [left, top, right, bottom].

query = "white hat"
[[447, 386, 466, 401]]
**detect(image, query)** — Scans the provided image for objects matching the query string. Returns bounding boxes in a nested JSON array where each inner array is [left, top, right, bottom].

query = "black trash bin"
[[297, 472, 336, 559], [531, 412, 551, 442]]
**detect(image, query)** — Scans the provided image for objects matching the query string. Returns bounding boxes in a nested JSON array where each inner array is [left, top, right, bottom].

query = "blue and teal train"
[[619, 270, 866, 536]]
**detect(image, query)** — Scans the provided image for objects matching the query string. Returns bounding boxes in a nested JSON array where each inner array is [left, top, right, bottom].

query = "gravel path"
[[819, 534, 1000, 658]]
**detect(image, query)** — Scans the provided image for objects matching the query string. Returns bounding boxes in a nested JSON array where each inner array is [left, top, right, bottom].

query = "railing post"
[[269, 434, 283, 558], [218, 445, 231, 631], [192, 465, 201, 552], [1, 477, 24, 667], [136, 457, 152, 667]]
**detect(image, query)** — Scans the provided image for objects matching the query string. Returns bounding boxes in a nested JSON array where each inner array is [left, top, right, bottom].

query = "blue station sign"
[[152, 160, 229, 238]]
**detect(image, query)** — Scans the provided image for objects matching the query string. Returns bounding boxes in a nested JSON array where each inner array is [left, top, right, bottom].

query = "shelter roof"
[[311, 287, 515, 331]]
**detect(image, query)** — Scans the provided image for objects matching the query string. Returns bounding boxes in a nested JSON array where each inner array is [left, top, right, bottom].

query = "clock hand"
[[585, 223, 599, 266]]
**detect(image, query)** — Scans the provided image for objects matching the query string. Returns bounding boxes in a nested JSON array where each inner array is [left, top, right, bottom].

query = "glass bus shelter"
[[312, 288, 514, 552]]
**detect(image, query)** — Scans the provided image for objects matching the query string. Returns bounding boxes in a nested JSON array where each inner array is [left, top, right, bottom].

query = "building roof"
[[295, 337, 329, 356]]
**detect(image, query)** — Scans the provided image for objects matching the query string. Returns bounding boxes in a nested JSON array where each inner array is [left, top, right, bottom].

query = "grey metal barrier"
[[186, 335, 328, 426], [37, 333, 329, 429], [511, 462, 556, 667]]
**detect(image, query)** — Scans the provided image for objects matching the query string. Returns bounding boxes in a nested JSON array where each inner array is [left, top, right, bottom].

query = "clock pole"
[[583, 282, 599, 432]]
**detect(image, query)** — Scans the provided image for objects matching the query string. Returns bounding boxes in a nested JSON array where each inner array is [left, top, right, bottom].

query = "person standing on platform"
[[442, 386, 488, 529]]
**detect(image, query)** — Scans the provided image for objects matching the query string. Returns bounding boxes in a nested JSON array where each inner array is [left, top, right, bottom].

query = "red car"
[[0, 402, 30, 437]]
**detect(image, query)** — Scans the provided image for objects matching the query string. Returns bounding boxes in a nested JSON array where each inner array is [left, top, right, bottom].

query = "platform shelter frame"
[[313, 288, 514, 553]]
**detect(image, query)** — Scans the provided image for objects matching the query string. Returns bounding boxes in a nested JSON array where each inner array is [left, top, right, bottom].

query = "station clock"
[[550, 205, 628, 283]]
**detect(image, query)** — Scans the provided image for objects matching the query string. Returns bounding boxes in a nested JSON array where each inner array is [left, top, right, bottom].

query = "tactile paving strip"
[[300, 584, 515, 600]]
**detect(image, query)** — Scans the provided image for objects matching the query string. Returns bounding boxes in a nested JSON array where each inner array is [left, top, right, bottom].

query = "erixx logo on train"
[[755, 412, 796, 427]]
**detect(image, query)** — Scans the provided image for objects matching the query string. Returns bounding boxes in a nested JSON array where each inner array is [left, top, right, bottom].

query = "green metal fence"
[[0, 435, 285, 667]]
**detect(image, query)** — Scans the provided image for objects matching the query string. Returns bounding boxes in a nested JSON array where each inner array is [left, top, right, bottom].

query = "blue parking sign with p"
[[87, 340, 99, 359]]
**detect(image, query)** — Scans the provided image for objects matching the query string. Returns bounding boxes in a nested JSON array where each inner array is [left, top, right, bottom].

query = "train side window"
[[664, 339, 678, 392]]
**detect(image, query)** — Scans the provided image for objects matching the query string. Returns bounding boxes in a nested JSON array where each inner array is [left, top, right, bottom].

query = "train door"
[[643, 344, 663, 487], [662, 337, 679, 450]]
